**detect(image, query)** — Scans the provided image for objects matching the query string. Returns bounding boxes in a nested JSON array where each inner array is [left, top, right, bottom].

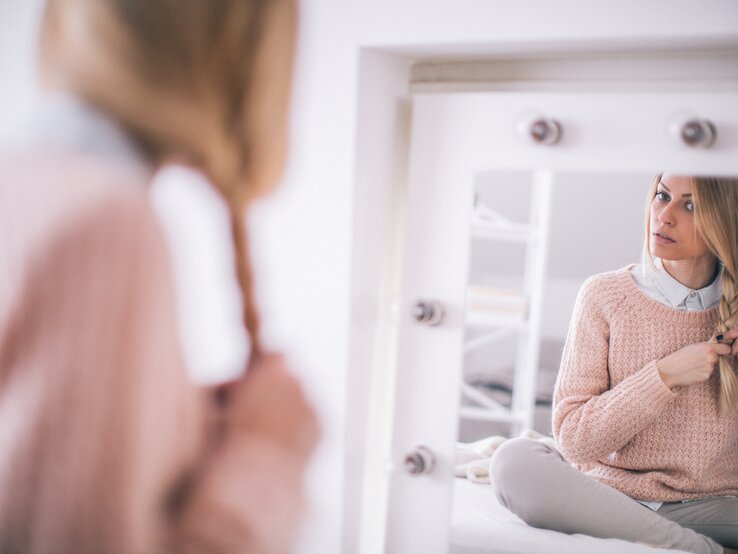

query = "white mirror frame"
[[346, 47, 738, 554]]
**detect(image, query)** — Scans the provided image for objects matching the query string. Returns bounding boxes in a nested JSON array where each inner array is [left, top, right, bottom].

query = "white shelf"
[[463, 327, 517, 353], [471, 218, 536, 243], [471, 202, 537, 243], [458, 405, 523, 423], [465, 285, 527, 328], [461, 173, 553, 433], [464, 309, 527, 329]]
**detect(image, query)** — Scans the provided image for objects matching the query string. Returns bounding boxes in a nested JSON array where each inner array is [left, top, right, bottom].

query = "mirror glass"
[[450, 170, 656, 552]]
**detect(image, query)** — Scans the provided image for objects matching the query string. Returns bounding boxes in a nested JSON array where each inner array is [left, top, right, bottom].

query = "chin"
[[650, 245, 681, 261]]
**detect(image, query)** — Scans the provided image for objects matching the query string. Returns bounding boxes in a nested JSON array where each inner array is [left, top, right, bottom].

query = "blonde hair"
[[39, 0, 297, 355], [645, 175, 738, 413]]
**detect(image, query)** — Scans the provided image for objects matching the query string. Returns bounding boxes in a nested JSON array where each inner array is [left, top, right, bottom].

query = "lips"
[[652, 231, 676, 244]]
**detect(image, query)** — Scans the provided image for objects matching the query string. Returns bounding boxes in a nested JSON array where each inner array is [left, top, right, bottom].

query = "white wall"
[[1, 2, 737, 554], [0, 1, 42, 139]]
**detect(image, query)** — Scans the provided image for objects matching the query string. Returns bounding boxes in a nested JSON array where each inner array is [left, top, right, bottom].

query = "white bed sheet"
[[450, 478, 691, 554]]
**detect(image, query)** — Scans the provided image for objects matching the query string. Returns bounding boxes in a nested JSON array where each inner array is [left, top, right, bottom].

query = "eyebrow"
[[658, 182, 692, 197]]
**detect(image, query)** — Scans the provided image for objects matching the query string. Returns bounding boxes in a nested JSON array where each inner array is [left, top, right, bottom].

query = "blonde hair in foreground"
[[40, 0, 298, 355], [645, 175, 738, 413]]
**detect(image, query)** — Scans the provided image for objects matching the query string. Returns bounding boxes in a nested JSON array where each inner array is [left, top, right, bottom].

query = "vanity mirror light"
[[346, 49, 738, 554]]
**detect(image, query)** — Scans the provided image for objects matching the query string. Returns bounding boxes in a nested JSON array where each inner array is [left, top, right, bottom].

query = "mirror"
[[451, 170, 674, 553]]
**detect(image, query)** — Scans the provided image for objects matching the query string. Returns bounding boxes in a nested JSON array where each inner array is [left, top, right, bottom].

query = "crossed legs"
[[490, 438, 738, 554]]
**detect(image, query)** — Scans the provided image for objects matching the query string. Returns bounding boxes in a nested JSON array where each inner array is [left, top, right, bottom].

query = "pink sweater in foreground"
[[553, 266, 738, 502], [0, 152, 304, 553]]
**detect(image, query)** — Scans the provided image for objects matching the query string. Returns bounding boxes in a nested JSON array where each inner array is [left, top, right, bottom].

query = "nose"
[[657, 201, 675, 226]]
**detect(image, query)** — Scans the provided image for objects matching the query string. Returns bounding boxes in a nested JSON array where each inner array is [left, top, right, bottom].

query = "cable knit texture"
[[553, 266, 738, 502]]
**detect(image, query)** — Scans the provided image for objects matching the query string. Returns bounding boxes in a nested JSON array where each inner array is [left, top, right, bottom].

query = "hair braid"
[[693, 177, 738, 414], [227, 202, 262, 360], [40, 0, 291, 366], [716, 266, 738, 413]]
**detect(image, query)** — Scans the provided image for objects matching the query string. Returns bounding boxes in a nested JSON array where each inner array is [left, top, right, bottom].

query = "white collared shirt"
[[14, 92, 151, 176], [630, 258, 723, 311]]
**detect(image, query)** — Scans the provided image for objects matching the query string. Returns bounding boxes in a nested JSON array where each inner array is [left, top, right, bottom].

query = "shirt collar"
[[14, 92, 151, 178], [648, 258, 723, 310]]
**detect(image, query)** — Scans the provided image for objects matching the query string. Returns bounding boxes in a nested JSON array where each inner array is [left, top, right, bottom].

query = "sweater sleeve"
[[0, 174, 306, 553], [552, 276, 677, 464], [169, 433, 307, 554]]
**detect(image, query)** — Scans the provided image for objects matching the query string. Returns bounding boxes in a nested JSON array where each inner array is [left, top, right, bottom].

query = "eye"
[[655, 190, 670, 203], [685, 199, 695, 213]]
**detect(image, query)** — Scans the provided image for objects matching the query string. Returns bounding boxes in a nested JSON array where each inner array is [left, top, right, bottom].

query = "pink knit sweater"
[[553, 266, 738, 502], [0, 152, 305, 553]]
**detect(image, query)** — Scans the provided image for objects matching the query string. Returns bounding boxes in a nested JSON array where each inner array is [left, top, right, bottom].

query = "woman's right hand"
[[221, 353, 320, 460], [656, 340, 732, 389]]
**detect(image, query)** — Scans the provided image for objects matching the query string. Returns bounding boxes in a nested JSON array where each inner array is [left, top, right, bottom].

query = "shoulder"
[[575, 266, 635, 317], [0, 150, 159, 249], [579, 266, 633, 295], [0, 150, 165, 290]]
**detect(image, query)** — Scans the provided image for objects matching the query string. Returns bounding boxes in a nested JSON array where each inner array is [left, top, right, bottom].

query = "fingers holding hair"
[[716, 328, 738, 356], [714, 342, 732, 357]]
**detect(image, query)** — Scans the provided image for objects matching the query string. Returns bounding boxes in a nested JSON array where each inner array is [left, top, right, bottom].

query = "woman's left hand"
[[720, 328, 738, 357]]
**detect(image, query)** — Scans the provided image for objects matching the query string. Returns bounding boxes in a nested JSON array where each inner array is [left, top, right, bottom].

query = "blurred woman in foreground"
[[0, 1, 318, 552]]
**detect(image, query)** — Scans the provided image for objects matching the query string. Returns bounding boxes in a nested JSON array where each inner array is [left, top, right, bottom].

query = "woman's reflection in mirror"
[[491, 175, 738, 554]]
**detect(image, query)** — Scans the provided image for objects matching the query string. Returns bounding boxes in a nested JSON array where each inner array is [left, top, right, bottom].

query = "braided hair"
[[692, 177, 738, 413], [40, 0, 298, 358]]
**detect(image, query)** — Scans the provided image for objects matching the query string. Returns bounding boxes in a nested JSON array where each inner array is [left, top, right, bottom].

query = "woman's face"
[[649, 175, 711, 261]]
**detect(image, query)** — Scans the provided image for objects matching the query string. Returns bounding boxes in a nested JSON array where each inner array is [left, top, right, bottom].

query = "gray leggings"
[[490, 438, 738, 554]]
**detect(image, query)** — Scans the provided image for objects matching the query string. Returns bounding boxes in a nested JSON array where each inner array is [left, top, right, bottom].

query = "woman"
[[0, 1, 318, 553], [491, 175, 738, 554]]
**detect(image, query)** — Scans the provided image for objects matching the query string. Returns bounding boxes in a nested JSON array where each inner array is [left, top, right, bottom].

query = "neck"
[[661, 255, 718, 289]]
